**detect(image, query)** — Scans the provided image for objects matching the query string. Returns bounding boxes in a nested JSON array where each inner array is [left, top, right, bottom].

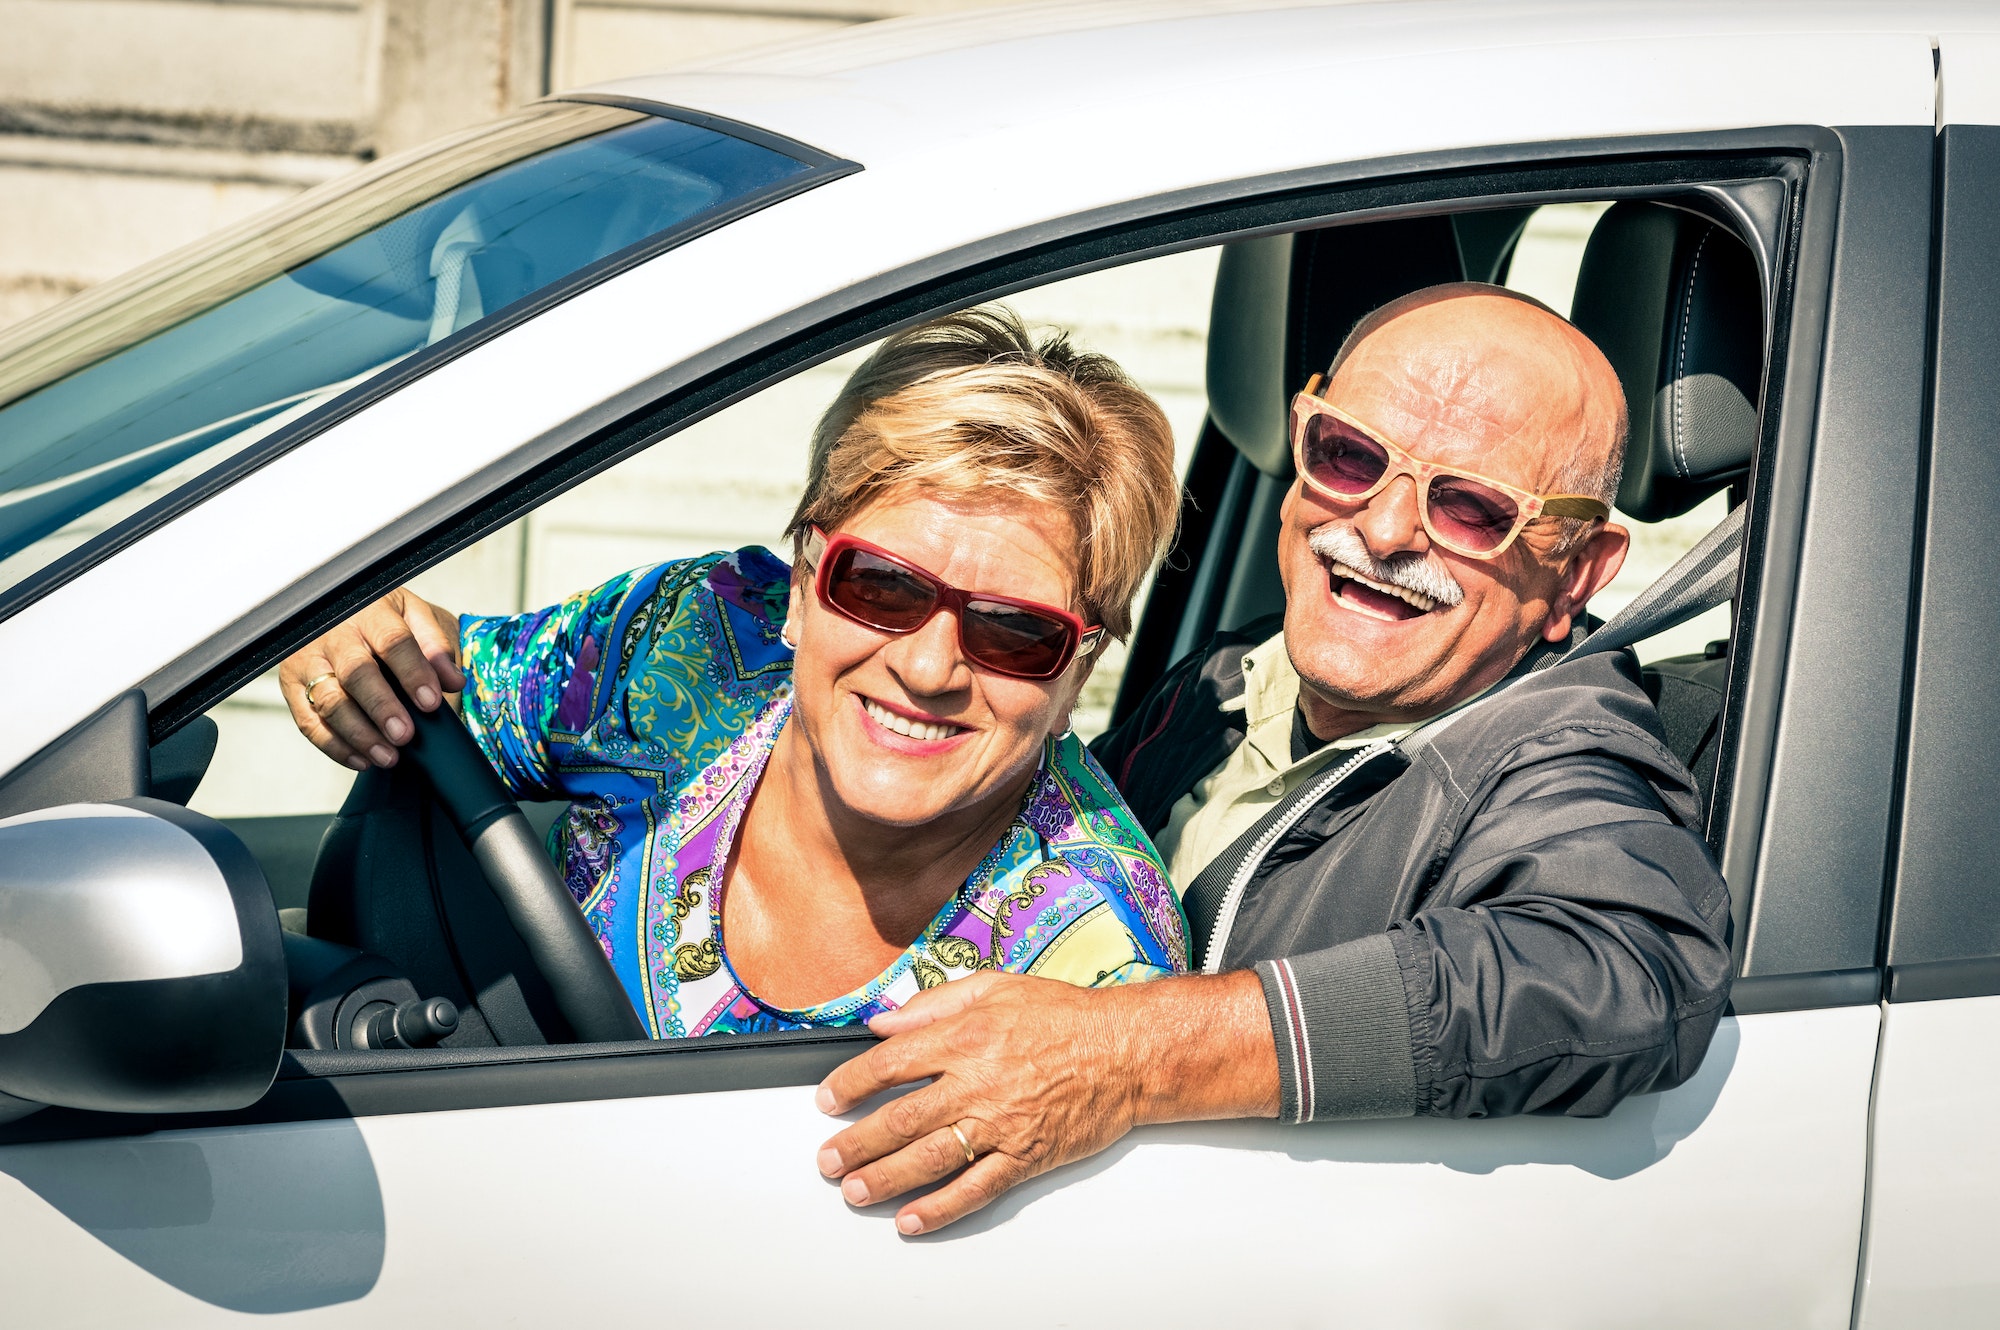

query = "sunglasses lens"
[[824, 546, 938, 630], [1426, 475, 1521, 552], [960, 601, 1074, 678], [1300, 412, 1391, 495], [819, 536, 1079, 678]]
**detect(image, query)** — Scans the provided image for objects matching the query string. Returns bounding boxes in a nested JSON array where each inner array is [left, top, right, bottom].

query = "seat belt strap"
[[1549, 501, 1746, 666]]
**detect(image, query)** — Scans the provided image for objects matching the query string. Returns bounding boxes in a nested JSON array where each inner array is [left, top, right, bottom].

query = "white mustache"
[[1307, 523, 1465, 609]]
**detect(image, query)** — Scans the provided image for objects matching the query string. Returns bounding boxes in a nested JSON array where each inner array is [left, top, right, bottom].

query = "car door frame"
[[1853, 110, 2000, 1327], [0, 120, 1919, 1146]]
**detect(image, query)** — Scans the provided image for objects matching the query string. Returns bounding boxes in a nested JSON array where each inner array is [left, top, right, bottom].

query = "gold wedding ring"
[[303, 672, 339, 711], [949, 1122, 976, 1166]]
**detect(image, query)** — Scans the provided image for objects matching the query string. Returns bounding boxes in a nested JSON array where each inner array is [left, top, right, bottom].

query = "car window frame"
[[1, 128, 1862, 1146], [0, 99, 861, 631], [1725, 124, 1933, 1006], [1882, 122, 2000, 1005]]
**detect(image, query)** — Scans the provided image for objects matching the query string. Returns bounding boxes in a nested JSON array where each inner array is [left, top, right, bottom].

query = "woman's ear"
[[783, 578, 806, 649], [1050, 654, 1098, 738]]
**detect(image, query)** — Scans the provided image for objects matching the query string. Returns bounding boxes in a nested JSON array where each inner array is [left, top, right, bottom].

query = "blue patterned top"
[[458, 547, 1188, 1038]]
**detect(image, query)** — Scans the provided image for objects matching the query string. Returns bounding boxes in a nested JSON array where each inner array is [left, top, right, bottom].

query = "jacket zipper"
[[1200, 737, 1399, 974]]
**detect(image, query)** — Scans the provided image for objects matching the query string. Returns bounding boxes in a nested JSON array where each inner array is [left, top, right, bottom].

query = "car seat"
[[1146, 213, 1473, 660], [1569, 200, 1765, 818]]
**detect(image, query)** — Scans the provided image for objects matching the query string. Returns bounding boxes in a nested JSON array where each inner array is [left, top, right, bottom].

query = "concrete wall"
[[0, 0, 975, 324]]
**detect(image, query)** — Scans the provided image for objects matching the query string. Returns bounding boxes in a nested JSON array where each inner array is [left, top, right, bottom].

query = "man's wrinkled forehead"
[[1323, 287, 1623, 473]]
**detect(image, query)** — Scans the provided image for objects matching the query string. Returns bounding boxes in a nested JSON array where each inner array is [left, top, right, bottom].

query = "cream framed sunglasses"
[[1290, 374, 1612, 559]]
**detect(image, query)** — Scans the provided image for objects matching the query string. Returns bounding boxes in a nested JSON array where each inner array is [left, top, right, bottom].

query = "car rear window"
[[0, 101, 813, 603]]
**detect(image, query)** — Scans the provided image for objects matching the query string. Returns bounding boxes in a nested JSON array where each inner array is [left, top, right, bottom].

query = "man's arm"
[[1230, 753, 1731, 1125], [1391, 753, 1732, 1118], [814, 970, 1278, 1235], [815, 751, 1731, 1232]]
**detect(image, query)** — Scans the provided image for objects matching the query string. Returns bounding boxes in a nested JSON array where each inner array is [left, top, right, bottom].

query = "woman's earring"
[[781, 622, 799, 649]]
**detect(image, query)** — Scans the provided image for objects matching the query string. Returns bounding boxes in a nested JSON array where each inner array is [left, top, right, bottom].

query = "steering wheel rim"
[[387, 680, 647, 1044]]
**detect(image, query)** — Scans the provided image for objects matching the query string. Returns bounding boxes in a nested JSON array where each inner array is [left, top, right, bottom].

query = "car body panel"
[[1853, 997, 2000, 1329], [0, 3, 1974, 1324], [0, 1008, 1876, 1326], [1940, 29, 2000, 127], [1855, 44, 2000, 1329], [598, 0, 1941, 170]]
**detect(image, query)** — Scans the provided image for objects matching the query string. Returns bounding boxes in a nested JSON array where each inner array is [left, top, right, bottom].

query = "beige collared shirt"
[[1152, 630, 1489, 893]]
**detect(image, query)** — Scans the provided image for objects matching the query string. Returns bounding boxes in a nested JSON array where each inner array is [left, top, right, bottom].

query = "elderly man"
[[813, 283, 1733, 1234]]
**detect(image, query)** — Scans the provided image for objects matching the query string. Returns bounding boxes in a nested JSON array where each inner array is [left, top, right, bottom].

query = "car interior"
[[132, 193, 1770, 1055]]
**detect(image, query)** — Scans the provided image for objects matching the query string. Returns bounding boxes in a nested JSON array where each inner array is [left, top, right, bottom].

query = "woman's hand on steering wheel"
[[280, 589, 463, 771]]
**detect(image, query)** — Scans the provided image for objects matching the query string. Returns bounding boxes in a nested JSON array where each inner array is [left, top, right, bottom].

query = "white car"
[[0, 1, 1993, 1324]]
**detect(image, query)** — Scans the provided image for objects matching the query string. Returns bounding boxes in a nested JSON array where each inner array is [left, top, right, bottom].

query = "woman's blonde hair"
[[785, 307, 1179, 642]]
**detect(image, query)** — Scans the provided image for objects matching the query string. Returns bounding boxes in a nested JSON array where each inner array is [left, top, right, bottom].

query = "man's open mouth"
[[1327, 560, 1439, 622]]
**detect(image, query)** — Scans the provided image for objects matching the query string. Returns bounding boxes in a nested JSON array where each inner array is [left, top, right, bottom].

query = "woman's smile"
[[857, 693, 971, 748]]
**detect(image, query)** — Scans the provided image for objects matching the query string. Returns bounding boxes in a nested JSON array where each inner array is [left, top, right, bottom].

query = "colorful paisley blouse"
[[458, 547, 1188, 1039]]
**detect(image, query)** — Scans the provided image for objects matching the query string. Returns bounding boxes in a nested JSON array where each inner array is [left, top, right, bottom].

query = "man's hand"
[[814, 969, 1278, 1235], [279, 588, 462, 771]]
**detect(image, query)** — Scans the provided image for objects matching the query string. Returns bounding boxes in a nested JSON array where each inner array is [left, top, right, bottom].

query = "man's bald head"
[[1276, 280, 1637, 740], [1326, 282, 1628, 512]]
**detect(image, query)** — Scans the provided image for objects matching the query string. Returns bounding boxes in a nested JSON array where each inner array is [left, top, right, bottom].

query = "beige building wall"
[[0, 0, 994, 325]]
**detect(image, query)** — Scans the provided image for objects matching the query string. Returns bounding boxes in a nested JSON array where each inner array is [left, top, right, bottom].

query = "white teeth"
[[1332, 562, 1437, 612], [863, 697, 964, 742]]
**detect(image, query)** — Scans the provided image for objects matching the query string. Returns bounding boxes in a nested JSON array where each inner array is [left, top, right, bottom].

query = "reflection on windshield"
[[0, 106, 810, 597]]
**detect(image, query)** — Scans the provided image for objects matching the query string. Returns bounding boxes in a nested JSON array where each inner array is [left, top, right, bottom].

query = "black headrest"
[[1570, 202, 1765, 521], [1206, 216, 1464, 475]]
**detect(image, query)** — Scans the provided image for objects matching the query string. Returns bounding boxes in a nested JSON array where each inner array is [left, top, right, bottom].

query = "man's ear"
[[1541, 522, 1629, 644]]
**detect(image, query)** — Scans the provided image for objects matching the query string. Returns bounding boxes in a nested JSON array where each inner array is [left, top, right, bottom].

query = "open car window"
[[0, 102, 814, 601], [43, 97, 1794, 1077], [184, 188, 1764, 919], [187, 247, 1221, 933]]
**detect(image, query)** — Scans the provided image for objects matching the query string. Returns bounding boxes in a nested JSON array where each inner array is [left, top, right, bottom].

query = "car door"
[[0, 12, 1942, 1328], [1852, 32, 2000, 1329]]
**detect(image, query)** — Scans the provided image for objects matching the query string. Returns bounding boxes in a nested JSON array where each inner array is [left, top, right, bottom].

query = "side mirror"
[[0, 799, 285, 1123]]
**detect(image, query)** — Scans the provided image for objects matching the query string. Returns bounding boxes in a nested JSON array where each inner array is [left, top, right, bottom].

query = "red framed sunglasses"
[[801, 527, 1103, 680]]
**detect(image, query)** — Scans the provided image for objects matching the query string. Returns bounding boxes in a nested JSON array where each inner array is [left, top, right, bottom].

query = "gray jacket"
[[1092, 620, 1733, 1124]]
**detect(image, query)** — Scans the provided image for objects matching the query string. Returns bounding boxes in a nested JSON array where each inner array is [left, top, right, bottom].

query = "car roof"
[[579, 0, 1981, 164]]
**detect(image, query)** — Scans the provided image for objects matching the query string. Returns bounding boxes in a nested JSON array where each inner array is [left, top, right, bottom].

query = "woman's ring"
[[303, 672, 338, 711], [949, 1122, 976, 1166]]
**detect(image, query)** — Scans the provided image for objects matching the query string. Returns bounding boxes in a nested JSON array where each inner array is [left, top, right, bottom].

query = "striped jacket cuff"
[[1255, 935, 1419, 1124]]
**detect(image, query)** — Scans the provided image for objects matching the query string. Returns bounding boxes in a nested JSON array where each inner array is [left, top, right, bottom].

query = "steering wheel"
[[388, 681, 647, 1043]]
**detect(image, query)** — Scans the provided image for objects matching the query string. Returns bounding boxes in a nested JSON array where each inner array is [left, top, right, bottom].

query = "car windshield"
[[0, 101, 811, 600]]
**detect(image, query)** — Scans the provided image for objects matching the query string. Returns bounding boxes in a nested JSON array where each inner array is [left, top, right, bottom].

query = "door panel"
[[0, 1007, 1875, 1327], [1866, 51, 2000, 1329], [1855, 996, 2000, 1328]]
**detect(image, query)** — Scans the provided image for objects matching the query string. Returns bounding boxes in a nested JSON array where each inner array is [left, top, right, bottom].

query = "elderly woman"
[[280, 309, 1187, 1038]]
